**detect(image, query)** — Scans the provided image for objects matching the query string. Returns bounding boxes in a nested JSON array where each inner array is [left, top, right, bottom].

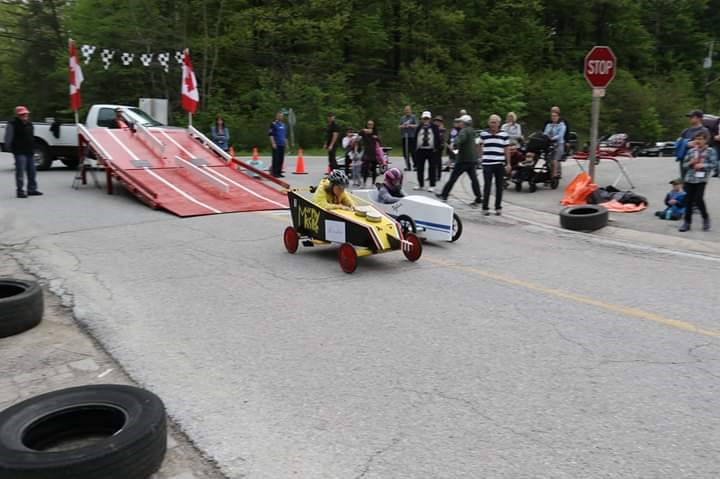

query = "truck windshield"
[[125, 108, 163, 127]]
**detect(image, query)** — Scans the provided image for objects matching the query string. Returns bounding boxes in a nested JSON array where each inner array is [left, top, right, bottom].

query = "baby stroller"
[[512, 132, 560, 192]]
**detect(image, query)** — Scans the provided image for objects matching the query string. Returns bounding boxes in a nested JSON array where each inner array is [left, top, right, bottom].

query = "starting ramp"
[[78, 124, 288, 217]]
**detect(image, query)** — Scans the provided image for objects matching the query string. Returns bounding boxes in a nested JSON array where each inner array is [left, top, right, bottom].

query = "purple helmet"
[[384, 167, 403, 187]]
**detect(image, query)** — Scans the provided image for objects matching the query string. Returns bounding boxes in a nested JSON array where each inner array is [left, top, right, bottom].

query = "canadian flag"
[[68, 40, 84, 112], [181, 48, 199, 114]]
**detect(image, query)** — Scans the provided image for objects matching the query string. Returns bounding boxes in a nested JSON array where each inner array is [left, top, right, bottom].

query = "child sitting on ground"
[[654, 178, 686, 220], [377, 167, 405, 204]]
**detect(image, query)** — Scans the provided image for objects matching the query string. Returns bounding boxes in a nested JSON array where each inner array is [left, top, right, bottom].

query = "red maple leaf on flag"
[[184, 72, 195, 92]]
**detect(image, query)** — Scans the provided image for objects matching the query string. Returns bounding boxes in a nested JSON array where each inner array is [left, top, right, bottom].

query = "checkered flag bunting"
[[80, 44, 96, 65], [140, 53, 153, 67], [100, 49, 115, 70], [121, 52, 135, 66], [157, 52, 170, 72]]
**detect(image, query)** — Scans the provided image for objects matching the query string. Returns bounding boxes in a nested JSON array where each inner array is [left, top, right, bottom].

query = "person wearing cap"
[[654, 179, 686, 221], [676, 109, 710, 177], [437, 114, 482, 207], [413, 111, 442, 192], [323, 113, 341, 171], [399, 105, 418, 171], [679, 130, 717, 232], [3, 106, 42, 198]]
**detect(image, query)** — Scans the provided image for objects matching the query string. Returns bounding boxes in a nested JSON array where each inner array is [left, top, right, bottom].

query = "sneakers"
[[679, 223, 691, 232], [412, 186, 423, 191], [435, 193, 447, 202], [469, 201, 481, 208], [27, 191, 43, 196], [495, 209, 502, 216], [482, 209, 491, 216], [17, 191, 27, 198], [703, 218, 711, 231], [427, 186, 435, 193]]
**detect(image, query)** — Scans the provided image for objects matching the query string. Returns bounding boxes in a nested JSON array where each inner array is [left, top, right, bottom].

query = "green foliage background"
[[1, 0, 719, 150]]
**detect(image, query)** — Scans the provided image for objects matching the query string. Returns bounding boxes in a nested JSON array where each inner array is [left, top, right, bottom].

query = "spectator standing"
[[479, 114, 510, 215], [437, 114, 482, 206], [359, 119, 381, 187], [211, 115, 230, 152], [268, 111, 287, 178], [4, 106, 42, 198], [414, 111, 442, 192], [433, 115, 446, 183], [543, 109, 566, 179], [399, 105, 417, 171], [323, 112, 341, 172], [445, 117, 462, 170], [501, 112, 523, 146], [676, 110, 710, 178], [679, 131, 717, 232]]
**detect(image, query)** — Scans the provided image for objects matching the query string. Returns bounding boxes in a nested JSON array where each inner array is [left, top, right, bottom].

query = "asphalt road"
[[1, 156, 719, 478]]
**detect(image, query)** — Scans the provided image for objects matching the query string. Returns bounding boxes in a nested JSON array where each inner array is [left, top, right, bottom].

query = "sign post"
[[584, 46, 617, 181]]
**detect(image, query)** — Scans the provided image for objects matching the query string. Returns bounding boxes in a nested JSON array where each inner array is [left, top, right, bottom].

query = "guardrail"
[[77, 124, 113, 162], [135, 122, 166, 158], [188, 125, 231, 162], [174, 156, 230, 194]]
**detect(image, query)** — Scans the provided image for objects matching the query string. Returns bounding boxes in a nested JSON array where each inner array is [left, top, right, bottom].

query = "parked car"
[[0, 104, 163, 169], [637, 141, 676, 157]]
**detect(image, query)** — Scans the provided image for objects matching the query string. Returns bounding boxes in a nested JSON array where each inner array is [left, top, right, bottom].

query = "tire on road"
[[0, 279, 43, 338], [451, 213, 463, 242], [559, 205, 609, 231], [0, 384, 167, 479], [33, 141, 54, 170], [396, 214, 416, 235]]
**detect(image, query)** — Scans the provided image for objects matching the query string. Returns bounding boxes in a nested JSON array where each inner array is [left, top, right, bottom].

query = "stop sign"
[[584, 46, 616, 89]]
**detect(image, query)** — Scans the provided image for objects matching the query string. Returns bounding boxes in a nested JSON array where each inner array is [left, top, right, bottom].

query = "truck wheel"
[[559, 205, 608, 231], [33, 142, 53, 170], [61, 158, 79, 169], [396, 215, 416, 235], [0, 278, 43, 338], [0, 384, 167, 479], [451, 213, 463, 242]]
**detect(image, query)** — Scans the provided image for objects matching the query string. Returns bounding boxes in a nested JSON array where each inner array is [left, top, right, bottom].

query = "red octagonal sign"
[[584, 46, 617, 89]]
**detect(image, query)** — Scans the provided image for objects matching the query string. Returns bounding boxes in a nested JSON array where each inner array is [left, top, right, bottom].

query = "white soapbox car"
[[353, 189, 462, 242]]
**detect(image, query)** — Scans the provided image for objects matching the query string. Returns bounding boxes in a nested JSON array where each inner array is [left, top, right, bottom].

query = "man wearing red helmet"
[[3, 106, 42, 198]]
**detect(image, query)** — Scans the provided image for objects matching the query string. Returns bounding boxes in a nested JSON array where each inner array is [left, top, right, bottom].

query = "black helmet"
[[328, 169, 349, 187]]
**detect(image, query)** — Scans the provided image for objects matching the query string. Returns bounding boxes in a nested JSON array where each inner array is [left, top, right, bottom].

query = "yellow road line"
[[424, 257, 720, 338], [257, 211, 720, 338]]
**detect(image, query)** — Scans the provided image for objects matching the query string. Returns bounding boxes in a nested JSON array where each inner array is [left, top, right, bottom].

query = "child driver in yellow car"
[[313, 170, 355, 211]]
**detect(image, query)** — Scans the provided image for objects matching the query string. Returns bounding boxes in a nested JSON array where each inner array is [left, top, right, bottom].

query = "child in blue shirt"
[[654, 179, 686, 220]]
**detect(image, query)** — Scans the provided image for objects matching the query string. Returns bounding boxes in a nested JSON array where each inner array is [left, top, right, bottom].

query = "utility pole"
[[703, 40, 714, 112]]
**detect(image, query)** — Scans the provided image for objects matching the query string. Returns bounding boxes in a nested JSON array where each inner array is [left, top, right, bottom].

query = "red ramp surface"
[[80, 126, 288, 217]]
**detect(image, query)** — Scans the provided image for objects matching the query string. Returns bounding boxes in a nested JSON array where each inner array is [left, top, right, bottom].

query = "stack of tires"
[[0, 279, 167, 478]]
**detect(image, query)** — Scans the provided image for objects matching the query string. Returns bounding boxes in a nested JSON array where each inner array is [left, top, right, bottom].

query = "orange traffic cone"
[[252, 146, 259, 161], [293, 148, 308, 174]]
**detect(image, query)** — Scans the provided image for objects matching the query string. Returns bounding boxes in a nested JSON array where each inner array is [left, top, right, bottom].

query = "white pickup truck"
[[0, 104, 163, 169]]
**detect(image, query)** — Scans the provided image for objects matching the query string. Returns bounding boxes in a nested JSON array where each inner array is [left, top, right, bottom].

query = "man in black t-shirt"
[[323, 113, 341, 171]]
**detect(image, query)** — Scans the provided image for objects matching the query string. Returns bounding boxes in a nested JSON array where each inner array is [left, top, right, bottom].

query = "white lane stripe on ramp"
[[202, 166, 287, 209], [143, 168, 221, 214], [105, 130, 221, 214], [106, 129, 143, 162]]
